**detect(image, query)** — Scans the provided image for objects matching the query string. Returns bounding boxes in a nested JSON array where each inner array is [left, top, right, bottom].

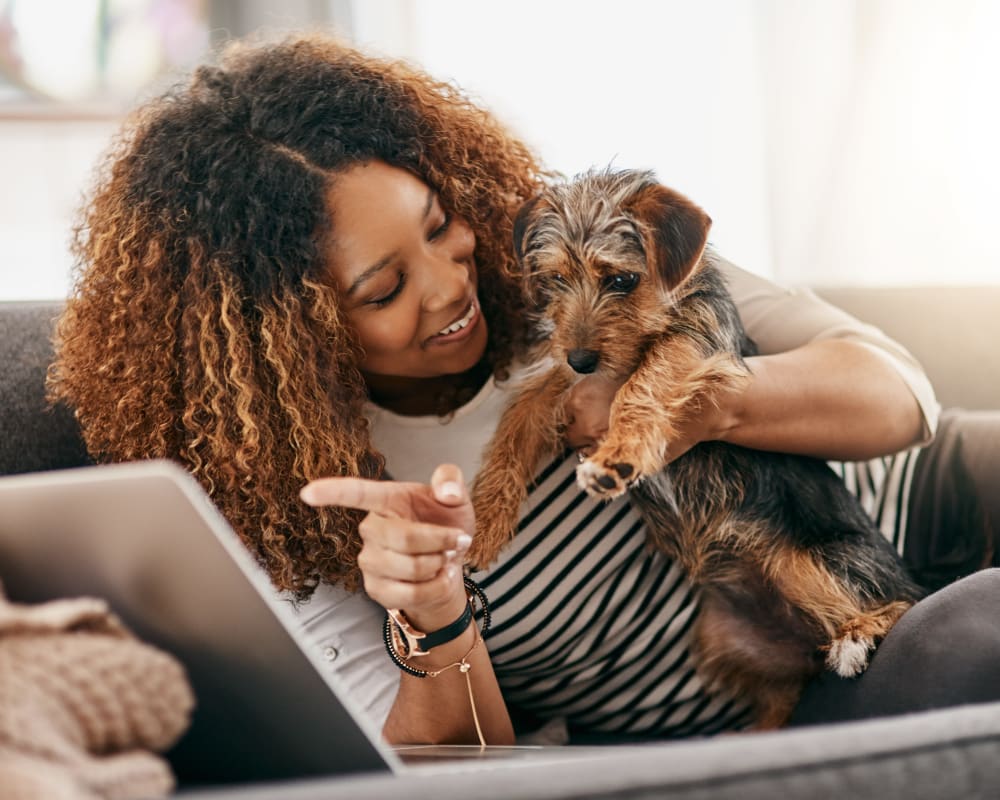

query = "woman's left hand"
[[563, 374, 619, 455]]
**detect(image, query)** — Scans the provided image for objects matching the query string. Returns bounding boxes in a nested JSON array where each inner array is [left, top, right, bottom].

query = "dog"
[[469, 168, 923, 728]]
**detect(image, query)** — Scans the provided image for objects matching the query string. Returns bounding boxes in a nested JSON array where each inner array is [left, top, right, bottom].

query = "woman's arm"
[[717, 338, 925, 461], [567, 339, 923, 462], [723, 257, 939, 446], [301, 465, 515, 746]]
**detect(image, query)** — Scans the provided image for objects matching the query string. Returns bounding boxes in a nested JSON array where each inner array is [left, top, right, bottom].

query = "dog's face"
[[513, 169, 712, 378]]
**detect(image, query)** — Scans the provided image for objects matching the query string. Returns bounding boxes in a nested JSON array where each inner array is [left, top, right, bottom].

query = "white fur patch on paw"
[[575, 460, 626, 498], [826, 634, 874, 677]]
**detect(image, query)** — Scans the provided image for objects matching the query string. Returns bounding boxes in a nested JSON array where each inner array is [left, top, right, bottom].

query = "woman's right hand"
[[302, 465, 514, 746], [300, 464, 474, 630]]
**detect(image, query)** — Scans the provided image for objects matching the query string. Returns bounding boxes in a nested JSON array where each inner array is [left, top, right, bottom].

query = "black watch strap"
[[386, 599, 474, 659], [419, 600, 474, 650], [383, 577, 491, 676]]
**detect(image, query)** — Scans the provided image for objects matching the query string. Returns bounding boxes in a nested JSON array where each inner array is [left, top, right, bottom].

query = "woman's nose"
[[421, 253, 470, 312]]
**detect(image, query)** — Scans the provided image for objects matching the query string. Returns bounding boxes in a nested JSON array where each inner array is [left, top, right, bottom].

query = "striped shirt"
[[471, 450, 754, 737], [833, 451, 922, 557]]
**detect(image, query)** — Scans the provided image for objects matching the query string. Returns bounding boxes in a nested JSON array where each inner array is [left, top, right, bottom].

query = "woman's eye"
[[369, 273, 407, 308], [605, 272, 639, 293], [429, 213, 452, 241]]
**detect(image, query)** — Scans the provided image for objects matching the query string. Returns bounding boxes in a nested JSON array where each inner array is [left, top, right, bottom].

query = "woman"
[[49, 33, 998, 747]]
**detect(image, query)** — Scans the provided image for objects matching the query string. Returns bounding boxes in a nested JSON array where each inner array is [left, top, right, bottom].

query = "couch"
[[1, 293, 999, 799]]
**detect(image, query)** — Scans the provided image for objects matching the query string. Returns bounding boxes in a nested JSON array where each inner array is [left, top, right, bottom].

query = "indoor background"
[[2, 0, 998, 301]]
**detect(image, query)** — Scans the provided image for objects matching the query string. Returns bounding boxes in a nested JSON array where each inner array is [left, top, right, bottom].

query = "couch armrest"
[[175, 701, 1000, 799]]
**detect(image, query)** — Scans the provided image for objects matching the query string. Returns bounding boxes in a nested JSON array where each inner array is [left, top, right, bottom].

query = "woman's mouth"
[[428, 300, 480, 345]]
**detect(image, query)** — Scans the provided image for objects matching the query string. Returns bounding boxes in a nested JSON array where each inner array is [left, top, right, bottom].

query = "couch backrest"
[[815, 286, 1000, 412], [0, 302, 90, 476]]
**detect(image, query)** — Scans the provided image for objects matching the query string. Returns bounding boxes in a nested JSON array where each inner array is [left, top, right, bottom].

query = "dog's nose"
[[567, 349, 600, 374]]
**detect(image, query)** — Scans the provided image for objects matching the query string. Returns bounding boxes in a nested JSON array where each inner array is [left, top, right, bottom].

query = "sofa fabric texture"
[[0, 302, 89, 476]]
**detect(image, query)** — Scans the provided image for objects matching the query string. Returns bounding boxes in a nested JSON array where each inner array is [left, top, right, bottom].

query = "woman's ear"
[[624, 183, 712, 291]]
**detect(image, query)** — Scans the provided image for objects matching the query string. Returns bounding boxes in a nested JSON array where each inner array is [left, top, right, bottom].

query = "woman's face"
[[325, 161, 488, 386]]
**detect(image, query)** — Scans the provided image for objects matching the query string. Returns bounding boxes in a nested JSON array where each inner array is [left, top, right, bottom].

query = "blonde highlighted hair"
[[48, 33, 545, 596]]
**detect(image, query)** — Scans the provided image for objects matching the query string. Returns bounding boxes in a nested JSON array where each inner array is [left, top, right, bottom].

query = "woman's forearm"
[[716, 338, 926, 461], [300, 469, 516, 747], [382, 623, 514, 745]]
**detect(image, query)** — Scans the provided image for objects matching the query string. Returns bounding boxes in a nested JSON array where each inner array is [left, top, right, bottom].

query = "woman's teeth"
[[437, 303, 475, 336]]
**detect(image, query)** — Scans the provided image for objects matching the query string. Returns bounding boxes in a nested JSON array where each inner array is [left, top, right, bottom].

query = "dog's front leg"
[[469, 367, 574, 568], [578, 337, 748, 497]]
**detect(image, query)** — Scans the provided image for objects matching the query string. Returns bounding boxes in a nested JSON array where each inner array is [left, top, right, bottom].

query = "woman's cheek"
[[358, 313, 418, 356]]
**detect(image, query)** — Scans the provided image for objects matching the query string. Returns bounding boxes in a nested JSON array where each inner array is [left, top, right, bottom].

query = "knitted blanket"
[[0, 581, 194, 799]]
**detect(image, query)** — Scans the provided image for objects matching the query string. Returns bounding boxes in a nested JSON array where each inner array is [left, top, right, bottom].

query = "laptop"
[[0, 460, 609, 787]]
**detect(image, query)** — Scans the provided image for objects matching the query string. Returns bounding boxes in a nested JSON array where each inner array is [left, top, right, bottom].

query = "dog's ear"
[[625, 184, 711, 291], [512, 194, 543, 267], [512, 195, 552, 306]]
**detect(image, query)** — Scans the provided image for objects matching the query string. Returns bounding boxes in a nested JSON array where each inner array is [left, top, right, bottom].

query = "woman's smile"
[[426, 298, 481, 346]]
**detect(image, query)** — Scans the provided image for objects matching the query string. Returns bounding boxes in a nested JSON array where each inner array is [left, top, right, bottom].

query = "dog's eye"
[[605, 272, 639, 294], [539, 273, 568, 292]]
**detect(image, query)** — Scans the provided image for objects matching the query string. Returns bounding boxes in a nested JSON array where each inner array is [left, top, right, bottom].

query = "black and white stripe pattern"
[[471, 451, 754, 738], [830, 447, 920, 556], [471, 447, 917, 739]]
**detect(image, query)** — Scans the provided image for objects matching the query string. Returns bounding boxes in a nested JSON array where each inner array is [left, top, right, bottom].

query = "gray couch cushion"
[[0, 302, 90, 475], [176, 701, 1000, 799]]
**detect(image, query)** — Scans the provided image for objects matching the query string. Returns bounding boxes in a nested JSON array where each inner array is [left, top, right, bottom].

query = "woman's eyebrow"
[[346, 254, 394, 297], [345, 188, 436, 297]]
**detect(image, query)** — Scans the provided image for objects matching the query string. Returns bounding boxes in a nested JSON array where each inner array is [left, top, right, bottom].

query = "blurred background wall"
[[2, 0, 998, 300]]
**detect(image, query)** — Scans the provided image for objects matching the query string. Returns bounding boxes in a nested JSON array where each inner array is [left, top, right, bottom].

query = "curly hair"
[[47, 33, 546, 597]]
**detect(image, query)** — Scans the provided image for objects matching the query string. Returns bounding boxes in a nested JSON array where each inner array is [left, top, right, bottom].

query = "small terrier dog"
[[470, 168, 923, 728]]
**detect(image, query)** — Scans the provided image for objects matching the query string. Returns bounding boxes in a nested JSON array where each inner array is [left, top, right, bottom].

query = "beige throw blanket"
[[0, 581, 194, 799]]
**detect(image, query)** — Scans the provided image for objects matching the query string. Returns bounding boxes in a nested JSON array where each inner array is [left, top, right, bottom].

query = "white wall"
[[352, 0, 1000, 288], [353, 0, 774, 281], [0, 118, 119, 300], [3, 0, 998, 301]]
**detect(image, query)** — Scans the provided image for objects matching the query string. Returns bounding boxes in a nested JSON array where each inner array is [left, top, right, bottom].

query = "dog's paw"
[[575, 458, 636, 498], [825, 633, 874, 677]]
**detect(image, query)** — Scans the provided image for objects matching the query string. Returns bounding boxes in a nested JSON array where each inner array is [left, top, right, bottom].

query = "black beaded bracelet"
[[383, 577, 491, 678], [463, 576, 492, 634], [383, 614, 433, 677]]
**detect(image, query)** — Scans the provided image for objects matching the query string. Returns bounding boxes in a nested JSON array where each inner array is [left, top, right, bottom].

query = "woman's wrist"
[[401, 621, 480, 672], [386, 577, 491, 672], [400, 580, 471, 633]]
